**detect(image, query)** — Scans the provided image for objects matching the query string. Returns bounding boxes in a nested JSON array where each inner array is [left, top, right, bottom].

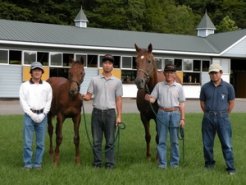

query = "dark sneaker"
[[105, 165, 114, 169], [205, 165, 215, 170], [93, 164, 102, 169]]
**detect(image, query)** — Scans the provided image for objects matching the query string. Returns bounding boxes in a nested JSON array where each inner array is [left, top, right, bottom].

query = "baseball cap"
[[102, 54, 114, 63], [208, 63, 223, 73], [164, 64, 176, 72], [30, 61, 44, 73]]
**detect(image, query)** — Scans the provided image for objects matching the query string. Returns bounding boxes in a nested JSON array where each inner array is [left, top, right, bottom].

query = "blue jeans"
[[156, 110, 180, 167], [23, 113, 47, 168], [202, 111, 235, 172], [91, 108, 116, 167]]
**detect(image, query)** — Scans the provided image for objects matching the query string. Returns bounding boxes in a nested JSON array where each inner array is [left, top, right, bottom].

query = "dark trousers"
[[202, 111, 235, 172], [91, 108, 116, 167]]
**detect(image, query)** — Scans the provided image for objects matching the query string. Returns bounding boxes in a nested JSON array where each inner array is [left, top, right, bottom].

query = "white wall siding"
[[123, 84, 138, 98], [222, 38, 246, 57], [212, 58, 230, 74], [0, 65, 22, 98], [183, 85, 201, 99], [80, 67, 98, 94]]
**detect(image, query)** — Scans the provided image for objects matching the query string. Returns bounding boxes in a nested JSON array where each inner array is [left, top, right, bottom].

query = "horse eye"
[[148, 60, 151, 64]]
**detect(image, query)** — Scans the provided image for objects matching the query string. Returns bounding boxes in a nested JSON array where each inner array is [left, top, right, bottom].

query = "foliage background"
[[0, 0, 245, 35]]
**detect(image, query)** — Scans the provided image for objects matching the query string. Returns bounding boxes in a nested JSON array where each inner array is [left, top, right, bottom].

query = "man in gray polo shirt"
[[145, 64, 185, 169], [82, 54, 123, 169]]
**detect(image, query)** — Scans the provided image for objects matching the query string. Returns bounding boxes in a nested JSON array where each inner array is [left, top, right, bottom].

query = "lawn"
[[0, 113, 245, 185]]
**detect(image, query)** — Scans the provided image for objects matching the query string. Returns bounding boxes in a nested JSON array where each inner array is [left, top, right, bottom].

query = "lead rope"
[[82, 103, 125, 159], [145, 84, 185, 163]]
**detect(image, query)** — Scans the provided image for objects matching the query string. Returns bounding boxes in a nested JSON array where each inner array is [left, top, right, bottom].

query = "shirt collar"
[[163, 80, 177, 86], [209, 79, 224, 87], [29, 78, 43, 84], [100, 74, 114, 80]]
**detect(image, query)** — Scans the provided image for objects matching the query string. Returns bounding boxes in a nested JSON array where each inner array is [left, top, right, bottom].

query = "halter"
[[137, 68, 150, 82], [69, 79, 81, 92]]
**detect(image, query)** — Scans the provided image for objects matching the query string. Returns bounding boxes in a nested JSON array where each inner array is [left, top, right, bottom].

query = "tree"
[[86, 0, 128, 29], [0, 2, 33, 20], [216, 16, 238, 32]]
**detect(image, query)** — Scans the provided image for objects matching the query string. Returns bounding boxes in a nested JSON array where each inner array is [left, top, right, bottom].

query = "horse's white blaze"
[[141, 55, 144, 59]]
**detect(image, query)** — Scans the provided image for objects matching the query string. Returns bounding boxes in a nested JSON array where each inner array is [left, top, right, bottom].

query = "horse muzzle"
[[135, 78, 146, 89]]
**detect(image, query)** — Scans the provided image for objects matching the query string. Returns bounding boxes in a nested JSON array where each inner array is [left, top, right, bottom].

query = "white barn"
[[0, 9, 246, 98]]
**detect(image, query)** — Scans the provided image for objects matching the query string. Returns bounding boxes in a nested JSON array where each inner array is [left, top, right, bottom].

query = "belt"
[[93, 108, 115, 113], [206, 111, 227, 115], [159, 107, 179, 112], [31, 108, 44, 114]]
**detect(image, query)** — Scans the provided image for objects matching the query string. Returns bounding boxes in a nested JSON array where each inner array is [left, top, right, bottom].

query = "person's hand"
[[144, 94, 150, 101], [81, 94, 91, 101], [116, 117, 121, 126], [180, 119, 185, 128], [145, 94, 155, 103], [36, 113, 46, 123], [27, 111, 39, 122]]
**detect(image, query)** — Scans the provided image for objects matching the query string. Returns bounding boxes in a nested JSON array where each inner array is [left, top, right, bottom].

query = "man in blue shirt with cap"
[[200, 63, 236, 175]]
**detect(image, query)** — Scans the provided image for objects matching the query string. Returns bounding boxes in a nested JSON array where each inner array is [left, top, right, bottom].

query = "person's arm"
[[19, 84, 32, 115], [144, 94, 156, 103], [179, 102, 185, 128], [82, 92, 93, 101], [200, 100, 205, 113], [228, 99, 235, 113], [19, 83, 39, 122], [43, 84, 53, 115], [116, 96, 122, 125]]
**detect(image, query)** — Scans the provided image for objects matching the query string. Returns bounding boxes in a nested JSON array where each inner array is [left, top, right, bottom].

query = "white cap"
[[208, 63, 223, 73]]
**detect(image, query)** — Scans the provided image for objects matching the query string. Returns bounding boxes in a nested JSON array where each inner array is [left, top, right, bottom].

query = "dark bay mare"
[[134, 43, 181, 160], [47, 58, 85, 165]]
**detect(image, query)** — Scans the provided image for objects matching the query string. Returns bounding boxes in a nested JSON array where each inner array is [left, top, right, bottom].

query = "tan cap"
[[208, 63, 223, 73]]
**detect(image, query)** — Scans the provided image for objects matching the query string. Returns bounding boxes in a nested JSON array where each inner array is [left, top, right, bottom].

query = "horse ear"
[[148, 43, 153, 53], [69, 57, 74, 65], [134, 43, 141, 52]]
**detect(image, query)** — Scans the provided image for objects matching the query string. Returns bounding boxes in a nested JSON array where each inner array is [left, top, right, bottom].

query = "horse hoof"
[[146, 156, 151, 162], [52, 162, 59, 167], [75, 158, 81, 165]]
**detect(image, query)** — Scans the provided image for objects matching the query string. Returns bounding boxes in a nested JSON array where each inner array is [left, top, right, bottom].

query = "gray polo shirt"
[[87, 74, 123, 110], [151, 81, 185, 108]]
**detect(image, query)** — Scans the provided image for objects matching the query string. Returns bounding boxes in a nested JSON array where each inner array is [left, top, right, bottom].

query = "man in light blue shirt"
[[145, 64, 185, 169]]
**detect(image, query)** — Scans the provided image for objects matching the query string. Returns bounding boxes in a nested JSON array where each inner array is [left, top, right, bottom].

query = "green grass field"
[[0, 113, 245, 185]]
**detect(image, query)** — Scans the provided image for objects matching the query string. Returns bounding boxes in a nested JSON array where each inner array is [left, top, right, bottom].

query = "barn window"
[[121, 56, 132, 69], [23, 51, 37, 65], [75, 54, 87, 67], [9, 50, 21, 65], [50, 52, 62, 66], [0, 50, 8, 64]]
